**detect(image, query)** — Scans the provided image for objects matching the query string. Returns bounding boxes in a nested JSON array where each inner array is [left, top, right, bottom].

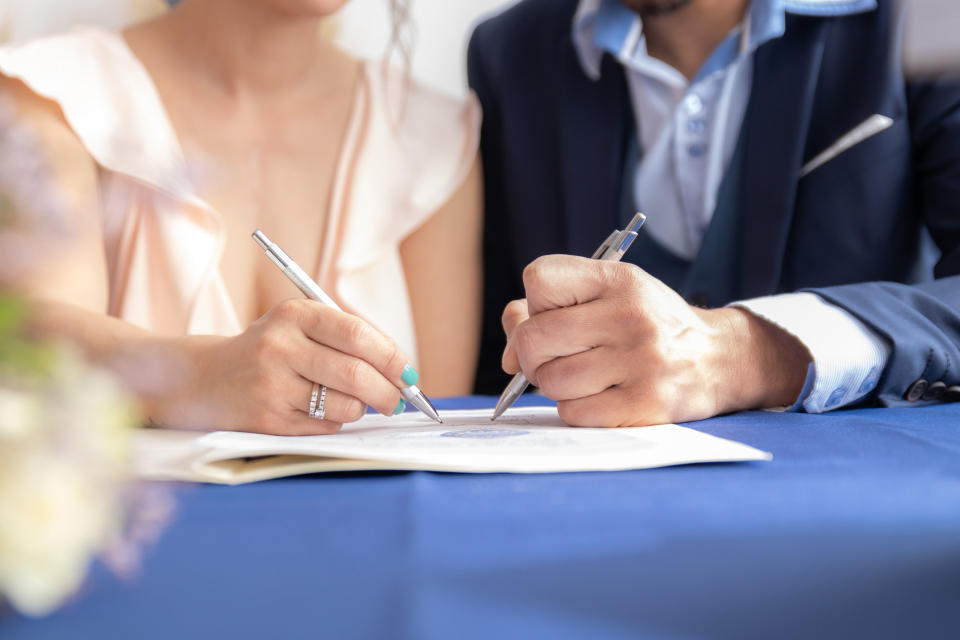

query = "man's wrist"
[[707, 307, 813, 412]]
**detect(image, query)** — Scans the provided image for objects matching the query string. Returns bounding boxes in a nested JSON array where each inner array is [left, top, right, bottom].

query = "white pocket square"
[[800, 114, 895, 178]]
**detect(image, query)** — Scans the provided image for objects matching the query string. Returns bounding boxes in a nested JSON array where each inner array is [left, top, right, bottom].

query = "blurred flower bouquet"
[[0, 298, 138, 617], [0, 97, 169, 618]]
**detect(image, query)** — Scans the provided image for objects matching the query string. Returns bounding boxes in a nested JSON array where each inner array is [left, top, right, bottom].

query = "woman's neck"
[[158, 0, 331, 103]]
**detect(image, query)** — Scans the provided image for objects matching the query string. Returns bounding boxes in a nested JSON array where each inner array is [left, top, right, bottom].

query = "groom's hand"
[[501, 255, 811, 427]]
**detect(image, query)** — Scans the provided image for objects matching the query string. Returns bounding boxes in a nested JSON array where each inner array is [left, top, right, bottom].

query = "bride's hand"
[[183, 299, 416, 435]]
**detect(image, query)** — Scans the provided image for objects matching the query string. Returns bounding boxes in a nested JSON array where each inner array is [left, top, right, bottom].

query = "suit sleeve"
[[807, 79, 960, 407]]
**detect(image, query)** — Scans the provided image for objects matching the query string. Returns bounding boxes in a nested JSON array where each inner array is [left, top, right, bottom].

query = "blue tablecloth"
[[5, 396, 960, 639]]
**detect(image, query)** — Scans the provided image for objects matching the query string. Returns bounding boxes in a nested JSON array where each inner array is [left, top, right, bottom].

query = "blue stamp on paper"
[[441, 428, 529, 439]]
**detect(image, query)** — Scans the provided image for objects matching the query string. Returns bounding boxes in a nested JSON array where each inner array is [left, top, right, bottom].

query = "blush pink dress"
[[0, 26, 479, 363]]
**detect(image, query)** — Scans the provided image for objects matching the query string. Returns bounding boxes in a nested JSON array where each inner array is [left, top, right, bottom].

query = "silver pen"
[[252, 229, 443, 424], [491, 213, 647, 421]]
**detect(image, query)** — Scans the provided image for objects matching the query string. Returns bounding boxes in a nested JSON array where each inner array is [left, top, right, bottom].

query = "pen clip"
[[614, 229, 639, 254], [596, 213, 646, 261], [624, 212, 647, 235], [591, 231, 620, 260], [253, 229, 292, 271]]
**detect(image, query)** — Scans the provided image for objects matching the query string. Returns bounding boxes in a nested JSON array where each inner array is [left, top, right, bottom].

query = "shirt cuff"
[[731, 292, 892, 413]]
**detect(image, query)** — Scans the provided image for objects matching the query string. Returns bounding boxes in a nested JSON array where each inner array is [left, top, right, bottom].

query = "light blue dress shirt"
[[572, 0, 891, 413]]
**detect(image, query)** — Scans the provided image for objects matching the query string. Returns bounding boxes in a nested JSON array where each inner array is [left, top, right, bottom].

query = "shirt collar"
[[573, 0, 878, 81]]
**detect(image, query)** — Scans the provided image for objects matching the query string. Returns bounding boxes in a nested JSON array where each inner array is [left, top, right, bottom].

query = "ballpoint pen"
[[491, 212, 647, 421], [252, 229, 443, 424]]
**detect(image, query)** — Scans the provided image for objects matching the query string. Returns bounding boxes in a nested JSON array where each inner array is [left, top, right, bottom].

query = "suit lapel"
[[556, 41, 632, 258], [736, 16, 828, 298]]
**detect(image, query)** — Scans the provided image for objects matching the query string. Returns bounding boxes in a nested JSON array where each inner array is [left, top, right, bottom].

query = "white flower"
[[0, 387, 42, 440], [0, 343, 141, 617], [0, 450, 123, 617]]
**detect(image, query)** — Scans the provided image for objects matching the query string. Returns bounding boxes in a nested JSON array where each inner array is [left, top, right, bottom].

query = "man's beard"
[[621, 0, 695, 17]]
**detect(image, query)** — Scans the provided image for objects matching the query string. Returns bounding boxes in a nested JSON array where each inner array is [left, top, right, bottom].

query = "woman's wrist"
[[135, 334, 229, 429]]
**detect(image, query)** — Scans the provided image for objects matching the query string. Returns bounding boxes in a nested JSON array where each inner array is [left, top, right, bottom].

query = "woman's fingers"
[[289, 335, 406, 417], [247, 374, 376, 436], [291, 376, 368, 423], [288, 300, 418, 389]]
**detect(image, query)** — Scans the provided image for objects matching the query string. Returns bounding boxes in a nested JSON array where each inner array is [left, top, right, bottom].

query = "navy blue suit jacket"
[[468, 0, 960, 408]]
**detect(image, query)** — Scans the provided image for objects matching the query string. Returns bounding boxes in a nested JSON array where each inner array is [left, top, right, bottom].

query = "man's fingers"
[[502, 345, 521, 374], [523, 255, 640, 315], [533, 346, 626, 401], [501, 298, 529, 335], [501, 299, 529, 374], [557, 386, 664, 428], [512, 300, 616, 384]]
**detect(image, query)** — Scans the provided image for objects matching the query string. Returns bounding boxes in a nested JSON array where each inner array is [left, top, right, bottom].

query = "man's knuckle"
[[536, 364, 559, 395], [505, 299, 526, 317], [608, 299, 636, 327], [501, 302, 519, 329], [522, 258, 549, 291], [513, 321, 538, 355], [557, 401, 585, 427], [501, 347, 517, 372]]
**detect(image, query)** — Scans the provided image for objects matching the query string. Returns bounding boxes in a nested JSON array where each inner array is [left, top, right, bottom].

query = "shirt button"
[[688, 144, 707, 158], [943, 385, 960, 402], [683, 93, 703, 115], [825, 387, 848, 409], [856, 367, 880, 394], [687, 119, 707, 134], [904, 379, 929, 402]]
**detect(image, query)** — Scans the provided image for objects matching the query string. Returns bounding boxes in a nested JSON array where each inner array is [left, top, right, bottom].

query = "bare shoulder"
[[0, 73, 100, 239], [0, 74, 96, 174]]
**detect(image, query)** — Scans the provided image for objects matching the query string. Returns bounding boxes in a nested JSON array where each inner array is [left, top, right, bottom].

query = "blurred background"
[[0, 0, 517, 98], [1, 0, 956, 95]]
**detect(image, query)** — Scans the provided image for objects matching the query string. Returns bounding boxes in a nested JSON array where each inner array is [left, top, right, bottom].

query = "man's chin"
[[621, 0, 695, 17]]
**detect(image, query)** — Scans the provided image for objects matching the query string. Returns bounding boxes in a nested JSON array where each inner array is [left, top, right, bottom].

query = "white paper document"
[[134, 407, 771, 485]]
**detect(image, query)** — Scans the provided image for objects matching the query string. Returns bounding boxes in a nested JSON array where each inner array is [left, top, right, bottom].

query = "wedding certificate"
[[134, 406, 771, 485]]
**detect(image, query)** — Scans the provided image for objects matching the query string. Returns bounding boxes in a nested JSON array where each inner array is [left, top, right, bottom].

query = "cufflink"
[[943, 386, 960, 403], [904, 379, 928, 402], [922, 381, 947, 401]]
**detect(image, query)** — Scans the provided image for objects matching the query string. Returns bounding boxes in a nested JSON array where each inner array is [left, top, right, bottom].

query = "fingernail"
[[401, 364, 419, 386], [393, 399, 406, 415]]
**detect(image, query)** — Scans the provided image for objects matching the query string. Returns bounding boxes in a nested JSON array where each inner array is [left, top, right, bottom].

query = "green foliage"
[[0, 294, 25, 339], [0, 295, 56, 380], [0, 192, 13, 226]]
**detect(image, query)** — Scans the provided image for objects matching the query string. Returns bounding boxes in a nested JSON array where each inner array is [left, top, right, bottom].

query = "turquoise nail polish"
[[401, 365, 419, 386], [393, 399, 406, 415]]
